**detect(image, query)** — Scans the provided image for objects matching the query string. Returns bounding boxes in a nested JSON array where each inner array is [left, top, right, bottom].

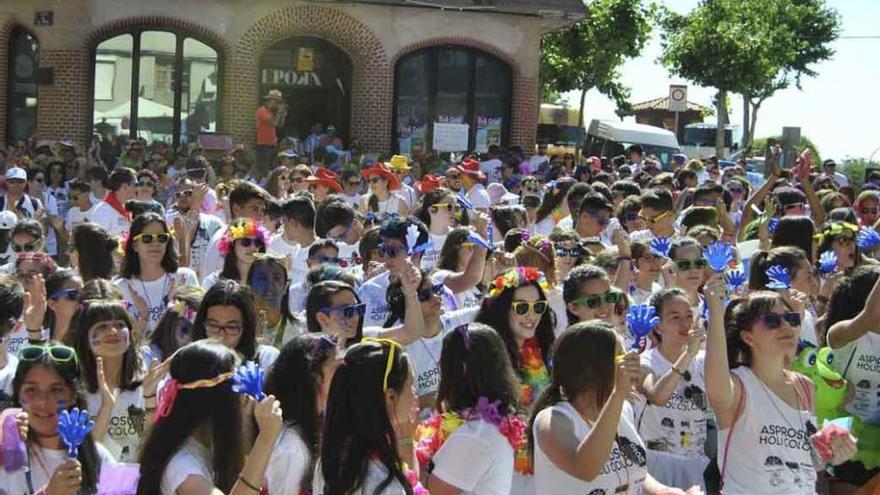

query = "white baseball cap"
[[5, 167, 26, 181], [0, 210, 17, 230]]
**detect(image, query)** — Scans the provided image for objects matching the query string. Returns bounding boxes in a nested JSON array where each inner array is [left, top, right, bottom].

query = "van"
[[584, 119, 681, 169]]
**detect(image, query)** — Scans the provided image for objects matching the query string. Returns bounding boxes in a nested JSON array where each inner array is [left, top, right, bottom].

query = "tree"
[[753, 134, 822, 168], [540, 0, 653, 129]]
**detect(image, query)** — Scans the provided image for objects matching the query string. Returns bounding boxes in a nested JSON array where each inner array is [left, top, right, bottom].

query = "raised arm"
[[704, 276, 740, 428], [827, 270, 880, 349], [738, 163, 780, 242], [374, 261, 424, 346], [640, 328, 704, 406], [443, 215, 489, 293]]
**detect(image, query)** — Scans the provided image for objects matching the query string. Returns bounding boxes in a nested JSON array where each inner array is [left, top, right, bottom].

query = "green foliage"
[[540, 0, 654, 112], [841, 158, 880, 192], [753, 135, 822, 167]]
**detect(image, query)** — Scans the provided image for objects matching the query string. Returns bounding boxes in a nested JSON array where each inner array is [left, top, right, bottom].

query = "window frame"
[[392, 45, 512, 155], [88, 27, 222, 150], [7, 26, 39, 144]]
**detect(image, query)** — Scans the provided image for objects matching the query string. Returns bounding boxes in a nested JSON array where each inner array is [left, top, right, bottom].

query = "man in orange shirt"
[[255, 89, 287, 178]]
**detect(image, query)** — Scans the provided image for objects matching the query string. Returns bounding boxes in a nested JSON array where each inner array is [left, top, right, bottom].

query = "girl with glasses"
[[815, 221, 862, 274], [340, 170, 363, 208], [562, 264, 628, 339], [192, 279, 280, 371], [416, 188, 469, 271], [265, 165, 292, 201], [514, 235, 567, 337], [519, 176, 542, 233], [360, 164, 409, 217], [1, 344, 115, 494], [637, 288, 709, 490], [549, 229, 587, 282], [664, 237, 708, 313], [706, 280, 856, 494], [137, 340, 284, 495], [115, 213, 199, 336], [306, 280, 365, 351], [202, 218, 269, 290], [142, 285, 203, 364], [135, 169, 159, 202], [44, 269, 83, 343], [317, 339, 419, 495]]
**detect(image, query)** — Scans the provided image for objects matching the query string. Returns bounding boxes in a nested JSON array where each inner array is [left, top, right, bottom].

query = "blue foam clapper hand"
[[726, 268, 747, 291], [858, 227, 880, 252], [768, 217, 779, 234], [2, 411, 26, 472], [626, 304, 660, 350], [232, 361, 266, 401], [650, 237, 671, 258], [818, 251, 838, 276], [457, 192, 474, 211], [704, 242, 734, 272], [466, 231, 492, 250], [57, 407, 94, 458], [766, 264, 792, 290]]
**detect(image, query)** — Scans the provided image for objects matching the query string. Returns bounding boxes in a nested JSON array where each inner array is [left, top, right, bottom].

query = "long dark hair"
[[220, 221, 267, 282], [321, 340, 413, 495], [264, 334, 337, 492], [535, 179, 575, 223], [749, 246, 810, 291], [148, 286, 203, 360], [527, 321, 618, 458], [771, 216, 815, 262], [827, 266, 880, 328], [435, 323, 520, 413], [137, 340, 243, 494], [12, 347, 102, 491], [475, 277, 555, 374], [383, 268, 431, 328], [120, 212, 179, 279], [416, 187, 469, 228], [305, 280, 363, 347], [724, 291, 789, 368], [437, 227, 474, 272], [71, 299, 143, 393], [72, 222, 118, 282], [43, 269, 80, 337], [191, 280, 259, 360]]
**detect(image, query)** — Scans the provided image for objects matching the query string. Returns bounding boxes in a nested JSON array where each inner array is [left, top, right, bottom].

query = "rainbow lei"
[[403, 464, 430, 495], [415, 397, 528, 474], [519, 338, 550, 410], [218, 219, 270, 255], [488, 267, 549, 298]]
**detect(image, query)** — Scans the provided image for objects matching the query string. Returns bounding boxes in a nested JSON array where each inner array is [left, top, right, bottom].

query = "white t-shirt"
[[85, 387, 147, 463], [534, 401, 647, 495], [420, 232, 448, 271], [166, 210, 225, 280], [114, 269, 199, 337], [359, 271, 392, 328], [199, 228, 226, 282], [0, 352, 19, 410], [467, 184, 491, 211], [314, 459, 409, 495], [65, 204, 94, 232], [39, 191, 60, 256], [718, 367, 818, 495], [833, 331, 880, 424], [161, 437, 213, 495], [90, 200, 130, 237], [431, 418, 515, 495], [0, 442, 116, 495], [534, 216, 556, 237], [637, 349, 709, 458], [5, 326, 48, 356], [434, 269, 481, 310], [256, 344, 280, 371], [364, 194, 404, 216], [268, 232, 303, 282], [266, 426, 311, 495]]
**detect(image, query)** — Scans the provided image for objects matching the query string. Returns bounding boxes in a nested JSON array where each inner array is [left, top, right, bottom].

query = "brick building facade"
[[1, 0, 584, 156]]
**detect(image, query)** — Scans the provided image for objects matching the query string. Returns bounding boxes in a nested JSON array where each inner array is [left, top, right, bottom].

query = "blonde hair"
[[514, 235, 557, 287]]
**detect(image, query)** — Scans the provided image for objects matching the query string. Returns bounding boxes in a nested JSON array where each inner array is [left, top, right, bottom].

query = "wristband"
[[398, 436, 414, 446], [617, 256, 632, 262], [238, 476, 261, 492], [143, 393, 156, 399]]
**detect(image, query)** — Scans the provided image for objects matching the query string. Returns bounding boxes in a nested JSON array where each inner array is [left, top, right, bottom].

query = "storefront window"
[[92, 29, 219, 149], [393, 46, 511, 156], [7, 27, 39, 144]]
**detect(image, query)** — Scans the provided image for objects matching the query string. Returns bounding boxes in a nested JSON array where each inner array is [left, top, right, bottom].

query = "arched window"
[[92, 29, 219, 149], [394, 46, 511, 157], [7, 27, 39, 143]]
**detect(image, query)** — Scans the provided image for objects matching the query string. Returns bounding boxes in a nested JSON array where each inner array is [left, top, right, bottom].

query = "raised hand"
[[703, 242, 734, 273], [400, 260, 422, 296], [725, 268, 747, 293], [57, 407, 94, 458], [253, 394, 283, 441], [818, 251, 838, 276], [613, 351, 642, 394], [766, 265, 792, 290], [96, 357, 117, 409], [142, 357, 170, 400], [626, 304, 660, 350], [231, 361, 267, 401], [650, 237, 671, 258], [22, 274, 46, 331]]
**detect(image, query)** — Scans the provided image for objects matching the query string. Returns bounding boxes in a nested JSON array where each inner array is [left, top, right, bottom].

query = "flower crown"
[[813, 221, 859, 245], [218, 220, 270, 255], [488, 267, 549, 298]]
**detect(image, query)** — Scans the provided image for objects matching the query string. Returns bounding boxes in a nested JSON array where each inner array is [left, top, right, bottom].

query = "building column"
[[35, 49, 91, 145]]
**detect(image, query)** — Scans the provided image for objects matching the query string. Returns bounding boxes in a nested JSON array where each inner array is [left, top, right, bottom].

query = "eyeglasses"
[[312, 255, 341, 265], [175, 190, 194, 198], [205, 321, 243, 337], [133, 233, 171, 244], [639, 210, 672, 224], [49, 288, 79, 301], [430, 202, 461, 214], [417, 283, 445, 302], [238, 237, 265, 249], [362, 337, 402, 392], [136, 180, 155, 188], [556, 247, 585, 258], [19, 344, 78, 366], [461, 242, 475, 249], [675, 258, 709, 271], [12, 240, 39, 253], [860, 207, 879, 215], [368, 177, 384, 185], [378, 243, 407, 258], [570, 290, 624, 309], [511, 300, 549, 316], [758, 312, 802, 329], [319, 302, 366, 320]]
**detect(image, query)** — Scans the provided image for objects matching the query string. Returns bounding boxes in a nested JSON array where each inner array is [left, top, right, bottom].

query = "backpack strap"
[[720, 373, 746, 491]]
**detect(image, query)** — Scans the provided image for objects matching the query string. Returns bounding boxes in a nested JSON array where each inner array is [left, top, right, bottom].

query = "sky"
[[562, 0, 880, 162]]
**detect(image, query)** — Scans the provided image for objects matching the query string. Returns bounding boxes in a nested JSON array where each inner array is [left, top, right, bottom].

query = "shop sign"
[[260, 69, 323, 88]]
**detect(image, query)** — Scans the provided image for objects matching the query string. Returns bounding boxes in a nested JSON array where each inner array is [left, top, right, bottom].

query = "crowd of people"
[[0, 130, 876, 495]]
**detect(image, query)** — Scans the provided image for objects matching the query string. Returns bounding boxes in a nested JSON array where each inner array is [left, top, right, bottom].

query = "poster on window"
[[475, 116, 503, 153], [398, 123, 427, 157], [433, 123, 469, 152]]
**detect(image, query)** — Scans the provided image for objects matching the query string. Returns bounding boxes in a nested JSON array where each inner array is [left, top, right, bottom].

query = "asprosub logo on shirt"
[[600, 436, 646, 476], [416, 366, 440, 395], [857, 354, 880, 373], [758, 424, 811, 451]]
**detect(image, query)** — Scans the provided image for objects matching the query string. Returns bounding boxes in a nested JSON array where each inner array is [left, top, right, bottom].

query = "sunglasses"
[[417, 283, 445, 302], [175, 190, 194, 198], [622, 212, 640, 222], [19, 344, 78, 366], [136, 180, 155, 188], [511, 300, 549, 316], [49, 288, 80, 302], [368, 177, 384, 185], [133, 233, 171, 244], [571, 290, 623, 309], [860, 207, 879, 215], [758, 311, 802, 329], [312, 255, 341, 265], [12, 240, 39, 253], [378, 243, 407, 258], [639, 211, 671, 224], [7, 179, 25, 185], [320, 302, 366, 320], [675, 258, 709, 271], [556, 247, 585, 258], [238, 237, 265, 248], [362, 337, 402, 392], [430, 202, 461, 214]]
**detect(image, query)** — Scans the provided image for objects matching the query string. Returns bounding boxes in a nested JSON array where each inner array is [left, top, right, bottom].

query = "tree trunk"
[[578, 87, 587, 132], [741, 95, 751, 150], [715, 90, 728, 158], [749, 99, 763, 150]]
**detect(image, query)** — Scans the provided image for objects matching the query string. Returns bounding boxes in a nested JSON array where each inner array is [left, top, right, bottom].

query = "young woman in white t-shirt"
[[360, 165, 408, 217], [191, 279, 280, 371], [264, 333, 340, 495], [415, 188, 461, 270], [421, 323, 522, 495], [317, 339, 419, 495], [43, 268, 83, 343], [70, 298, 162, 463], [115, 212, 199, 336], [530, 321, 686, 495], [0, 343, 116, 494], [434, 227, 488, 310], [705, 279, 857, 495], [637, 288, 709, 490], [201, 217, 269, 290], [137, 340, 284, 495]]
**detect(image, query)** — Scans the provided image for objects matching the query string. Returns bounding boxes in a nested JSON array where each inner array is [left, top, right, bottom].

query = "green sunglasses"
[[675, 258, 709, 271], [19, 343, 79, 367], [571, 290, 624, 309]]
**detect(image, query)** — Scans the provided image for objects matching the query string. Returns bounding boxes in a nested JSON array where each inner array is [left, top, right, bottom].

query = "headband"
[[218, 220, 270, 255], [488, 267, 549, 298], [155, 371, 234, 421]]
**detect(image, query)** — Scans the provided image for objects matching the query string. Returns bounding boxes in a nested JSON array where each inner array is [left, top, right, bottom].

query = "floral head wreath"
[[488, 267, 549, 298], [518, 235, 554, 264], [813, 221, 859, 245], [218, 219, 270, 256]]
